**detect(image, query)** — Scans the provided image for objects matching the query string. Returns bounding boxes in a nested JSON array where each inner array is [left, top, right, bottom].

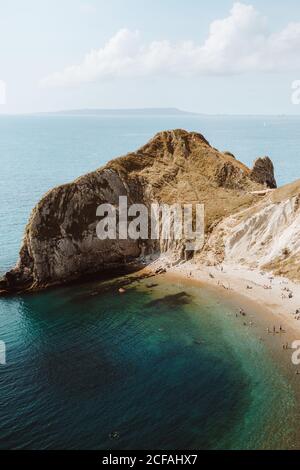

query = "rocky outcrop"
[[0, 129, 277, 294], [250, 157, 277, 189], [1, 169, 147, 291]]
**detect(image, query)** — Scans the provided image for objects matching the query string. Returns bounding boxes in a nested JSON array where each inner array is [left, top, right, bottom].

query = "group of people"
[[235, 307, 254, 327], [267, 325, 285, 334], [281, 286, 294, 299], [266, 325, 290, 349]]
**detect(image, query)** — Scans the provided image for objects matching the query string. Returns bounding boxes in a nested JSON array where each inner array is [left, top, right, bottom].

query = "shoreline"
[[148, 259, 300, 340], [135, 258, 300, 448], [139, 257, 300, 387], [140, 259, 300, 450]]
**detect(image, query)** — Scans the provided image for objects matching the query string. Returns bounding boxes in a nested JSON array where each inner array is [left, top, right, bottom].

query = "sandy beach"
[[143, 256, 300, 344], [136, 257, 300, 417], [176, 263, 300, 329]]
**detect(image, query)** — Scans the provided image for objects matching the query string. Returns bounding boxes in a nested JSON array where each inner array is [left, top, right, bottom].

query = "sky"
[[1, 0, 300, 114]]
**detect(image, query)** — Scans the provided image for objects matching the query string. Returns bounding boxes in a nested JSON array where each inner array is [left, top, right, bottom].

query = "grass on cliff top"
[[108, 130, 262, 230]]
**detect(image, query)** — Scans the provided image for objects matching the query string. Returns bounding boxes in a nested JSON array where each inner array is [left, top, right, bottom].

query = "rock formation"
[[0, 129, 278, 294], [250, 156, 277, 188], [202, 179, 300, 282]]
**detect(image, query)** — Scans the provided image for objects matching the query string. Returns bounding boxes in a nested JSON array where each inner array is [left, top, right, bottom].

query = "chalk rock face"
[[201, 179, 300, 282], [0, 129, 275, 293], [250, 157, 277, 189]]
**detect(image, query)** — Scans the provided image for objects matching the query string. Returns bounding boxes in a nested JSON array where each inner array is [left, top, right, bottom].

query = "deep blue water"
[[0, 276, 296, 449], [0, 115, 300, 449]]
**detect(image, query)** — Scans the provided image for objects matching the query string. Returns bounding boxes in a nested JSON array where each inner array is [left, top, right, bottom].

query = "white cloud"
[[41, 2, 300, 87]]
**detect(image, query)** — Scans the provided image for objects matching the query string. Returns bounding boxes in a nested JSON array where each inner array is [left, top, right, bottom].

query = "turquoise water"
[[0, 114, 300, 449], [0, 276, 297, 449]]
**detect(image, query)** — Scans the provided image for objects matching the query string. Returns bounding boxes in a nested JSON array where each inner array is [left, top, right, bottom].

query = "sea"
[[0, 113, 300, 449]]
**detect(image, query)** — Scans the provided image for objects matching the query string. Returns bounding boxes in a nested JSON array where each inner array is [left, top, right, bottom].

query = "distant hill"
[[40, 107, 198, 116]]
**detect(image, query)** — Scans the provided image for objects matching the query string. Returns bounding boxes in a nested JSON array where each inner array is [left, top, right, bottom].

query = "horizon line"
[[1, 107, 300, 117]]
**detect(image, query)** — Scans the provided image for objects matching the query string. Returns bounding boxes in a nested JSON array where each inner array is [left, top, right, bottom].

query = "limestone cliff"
[[0, 129, 277, 294], [201, 179, 300, 282]]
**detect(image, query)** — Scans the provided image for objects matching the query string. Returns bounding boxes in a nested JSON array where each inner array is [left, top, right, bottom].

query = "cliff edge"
[[0, 129, 277, 294]]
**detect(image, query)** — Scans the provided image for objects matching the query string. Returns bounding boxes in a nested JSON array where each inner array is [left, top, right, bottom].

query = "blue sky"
[[1, 0, 300, 114]]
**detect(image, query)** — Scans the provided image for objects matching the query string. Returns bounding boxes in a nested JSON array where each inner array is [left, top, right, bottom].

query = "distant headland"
[[37, 107, 198, 116]]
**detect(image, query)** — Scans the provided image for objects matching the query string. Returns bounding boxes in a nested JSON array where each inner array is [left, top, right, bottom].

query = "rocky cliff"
[[0, 129, 278, 294], [202, 179, 300, 282]]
